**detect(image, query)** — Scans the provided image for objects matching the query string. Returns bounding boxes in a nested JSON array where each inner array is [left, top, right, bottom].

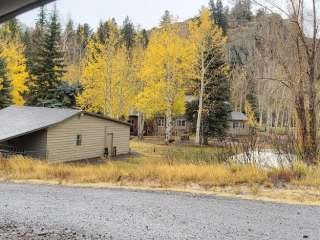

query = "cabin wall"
[[7, 130, 47, 159], [227, 120, 249, 136], [46, 114, 130, 163]]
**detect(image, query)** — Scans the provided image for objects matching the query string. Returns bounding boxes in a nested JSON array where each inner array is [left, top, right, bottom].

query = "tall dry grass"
[[0, 141, 319, 188]]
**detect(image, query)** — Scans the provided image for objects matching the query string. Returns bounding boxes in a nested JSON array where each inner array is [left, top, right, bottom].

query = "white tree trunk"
[[138, 113, 144, 139], [195, 52, 205, 145], [165, 107, 173, 144]]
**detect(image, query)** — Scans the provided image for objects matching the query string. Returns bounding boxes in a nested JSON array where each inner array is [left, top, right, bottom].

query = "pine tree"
[[209, 0, 228, 33], [0, 18, 22, 40], [24, 6, 47, 77], [190, 8, 231, 143], [0, 56, 12, 109], [205, 41, 231, 139], [27, 6, 67, 107], [141, 29, 149, 48], [121, 16, 136, 50], [96, 18, 117, 43], [160, 10, 173, 26], [231, 0, 252, 24]]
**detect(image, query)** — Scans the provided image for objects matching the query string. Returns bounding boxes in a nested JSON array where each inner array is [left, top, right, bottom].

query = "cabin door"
[[104, 130, 113, 157]]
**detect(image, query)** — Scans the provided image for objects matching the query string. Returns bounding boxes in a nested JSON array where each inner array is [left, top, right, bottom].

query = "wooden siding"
[[7, 130, 47, 159], [227, 121, 249, 136], [46, 114, 130, 163]]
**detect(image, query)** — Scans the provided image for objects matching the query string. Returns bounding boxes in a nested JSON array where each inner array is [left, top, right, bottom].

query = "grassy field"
[[0, 140, 320, 203]]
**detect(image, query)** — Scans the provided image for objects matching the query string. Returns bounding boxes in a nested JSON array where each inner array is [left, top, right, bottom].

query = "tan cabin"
[[227, 111, 249, 136], [0, 106, 130, 163]]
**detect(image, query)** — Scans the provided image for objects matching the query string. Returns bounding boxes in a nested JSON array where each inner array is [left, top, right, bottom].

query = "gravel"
[[0, 182, 319, 239]]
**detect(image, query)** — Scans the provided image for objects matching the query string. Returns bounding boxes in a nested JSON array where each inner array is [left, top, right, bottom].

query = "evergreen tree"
[[96, 18, 117, 43], [0, 18, 22, 40], [64, 19, 77, 63], [190, 8, 231, 143], [203, 36, 231, 139], [209, 0, 228, 33], [24, 6, 47, 76], [141, 29, 149, 48], [121, 16, 136, 50], [231, 0, 252, 24], [27, 6, 67, 107], [160, 10, 173, 26], [76, 23, 92, 57], [0, 56, 12, 109]]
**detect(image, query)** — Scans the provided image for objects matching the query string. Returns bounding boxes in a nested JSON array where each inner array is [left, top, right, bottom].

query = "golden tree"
[[189, 8, 228, 144], [136, 22, 193, 143]]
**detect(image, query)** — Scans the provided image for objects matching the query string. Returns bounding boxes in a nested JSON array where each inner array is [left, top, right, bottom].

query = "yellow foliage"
[[245, 101, 258, 128], [64, 63, 81, 84], [188, 7, 228, 81], [0, 40, 28, 105], [77, 25, 143, 118], [136, 23, 193, 118]]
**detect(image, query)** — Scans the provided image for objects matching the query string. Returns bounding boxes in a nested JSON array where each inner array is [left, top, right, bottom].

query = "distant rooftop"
[[231, 111, 247, 121]]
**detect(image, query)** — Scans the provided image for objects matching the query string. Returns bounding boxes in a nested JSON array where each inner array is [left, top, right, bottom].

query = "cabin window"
[[233, 122, 239, 129], [76, 134, 82, 146], [158, 118, 165, 127], [176, 119, 186, 127]]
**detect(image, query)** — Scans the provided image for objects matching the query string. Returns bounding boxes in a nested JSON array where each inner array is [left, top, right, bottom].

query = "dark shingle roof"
[[231, 111, 248, 121], [0, 106, 129, 142]]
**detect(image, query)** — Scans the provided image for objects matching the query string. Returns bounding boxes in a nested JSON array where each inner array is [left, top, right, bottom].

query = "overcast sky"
[[18, 0, 232, 30]]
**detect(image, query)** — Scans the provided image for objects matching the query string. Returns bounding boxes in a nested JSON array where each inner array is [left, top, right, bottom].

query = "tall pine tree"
[[209, 0, 228, 34], [231, 0, 252, 24], [190, 8, 231, 143], [160, 10, 173, 26], [121, 16, 136, 50], [202, 34, 231, 140], [27, 6, 67, 107], [24, 6, 47, 76], [0, 56, 12, 109]]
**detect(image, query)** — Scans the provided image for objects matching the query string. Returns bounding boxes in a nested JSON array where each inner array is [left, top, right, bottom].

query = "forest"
[[0, 0, 319, 164]]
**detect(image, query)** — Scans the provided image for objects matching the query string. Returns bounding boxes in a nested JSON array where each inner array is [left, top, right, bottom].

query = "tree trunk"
[[138, 113, 145, 140], [195, 52, 205, 145], [165, 107, 173, 144], [294, 94, 308, 159], [307, 65, 317, 164]]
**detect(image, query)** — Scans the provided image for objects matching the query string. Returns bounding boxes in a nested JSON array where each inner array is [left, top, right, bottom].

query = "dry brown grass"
[[0, 141, 319, 193]]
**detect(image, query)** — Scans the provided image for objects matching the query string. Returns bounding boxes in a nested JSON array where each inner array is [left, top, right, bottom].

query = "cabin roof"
[[0, 106, 129, 142], [231, 111, 248, 121]]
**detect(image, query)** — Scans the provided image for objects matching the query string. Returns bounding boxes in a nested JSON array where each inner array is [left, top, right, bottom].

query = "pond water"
[[231, 149, 297, 168]]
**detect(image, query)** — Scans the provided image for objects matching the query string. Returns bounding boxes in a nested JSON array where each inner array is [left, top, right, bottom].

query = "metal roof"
[[0, 0, 55, 23], [0, 106, 129, 142], [231, 111, 248, 121]]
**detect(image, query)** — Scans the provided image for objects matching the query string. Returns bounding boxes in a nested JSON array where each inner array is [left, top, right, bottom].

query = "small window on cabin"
[[76, 134, 82, 146], [158, 118, 165, 127], [233, 122, 239, 129], [176, 119, 186, 127]]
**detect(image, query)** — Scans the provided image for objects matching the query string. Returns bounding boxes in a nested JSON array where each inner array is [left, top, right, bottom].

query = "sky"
[[18, 0, 227, 30]]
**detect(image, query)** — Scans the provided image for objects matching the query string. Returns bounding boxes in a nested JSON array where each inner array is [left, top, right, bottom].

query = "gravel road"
[[0, 182, 319, 239]]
